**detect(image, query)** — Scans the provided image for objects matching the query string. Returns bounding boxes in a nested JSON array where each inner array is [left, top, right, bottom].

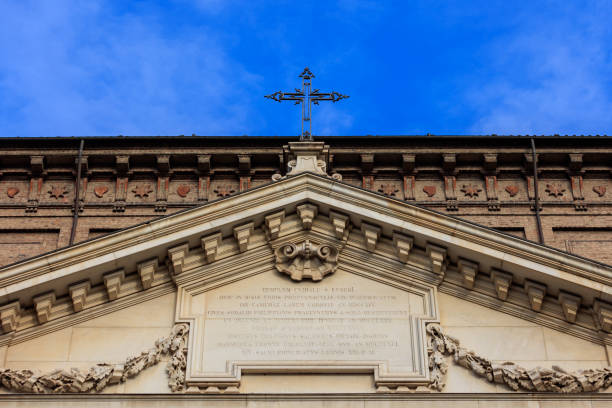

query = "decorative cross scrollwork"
[[265, 67, 349, 141]]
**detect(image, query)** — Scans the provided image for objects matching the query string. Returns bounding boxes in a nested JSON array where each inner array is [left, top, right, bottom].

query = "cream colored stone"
[[183, 269, 434, 389], [137, 258, 158, 289], [438, 292, 538, 327], [0, 345, 7, 366], [123, 358, 171, 393], [542, 327, 607, 361], [6, 327, 72, 362], [69, 327, 170, 362], [476, 402, 540, 408], [441, 361, 498, 393], [539, 402, 592, 408], [74, 292, 175, 328], [500, 360, 608, 371], [241, 374, 374, 394], [443, 326, 546, 361], [364, 401, 478, 408], [201, 232, 222, 262]]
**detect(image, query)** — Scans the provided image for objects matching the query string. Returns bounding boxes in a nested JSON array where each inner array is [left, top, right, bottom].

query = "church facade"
[[0, 136, 610, 406]]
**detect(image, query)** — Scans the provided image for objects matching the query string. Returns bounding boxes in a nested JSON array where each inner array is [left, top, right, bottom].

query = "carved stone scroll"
[[274, 240, 339, 281], [490, 270, 512, 301], [458, 259, 478, 290], [137, 258, 158, 290], [0, 301, 20, 333], [559, 291, 581, 323], [69, 281, 91, 312], [297, 203, 318, 230], [361, 223, 381, 251], [392, 232, 413, 263], [264, 211, 285, 240], [426, 244, 447, 276], [201, 233, 223, 263], [233, 222, 254, 252], [329, 211, 349, 240], [33, 292, 55, 324], [103, 270, 125, 301], [594, 300, 612, 332], [168, 243, 189, 275], [525, 280, 546, 312]]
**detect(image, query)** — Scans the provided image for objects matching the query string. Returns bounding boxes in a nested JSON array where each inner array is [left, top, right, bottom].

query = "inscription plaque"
[[179, 269, 438, 388]]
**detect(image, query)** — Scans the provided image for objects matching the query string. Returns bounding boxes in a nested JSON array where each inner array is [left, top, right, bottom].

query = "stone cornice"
[[0, 172, 611, 345]]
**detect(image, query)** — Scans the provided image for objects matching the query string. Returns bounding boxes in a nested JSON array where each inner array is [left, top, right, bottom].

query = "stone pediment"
[[1, 171, 612, 393]]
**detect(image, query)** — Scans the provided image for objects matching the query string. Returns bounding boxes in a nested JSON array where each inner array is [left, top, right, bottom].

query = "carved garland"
[[0, 323, 188, 393], [1, 322, 610, 393], [427, 323, 612, 393]]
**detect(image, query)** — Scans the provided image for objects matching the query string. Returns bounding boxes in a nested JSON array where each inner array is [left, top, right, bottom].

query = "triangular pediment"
[[1, 171, 611, 348]]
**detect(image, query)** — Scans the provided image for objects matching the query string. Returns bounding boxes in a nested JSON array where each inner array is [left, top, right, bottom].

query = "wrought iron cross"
[[265, 67, 349, 141]]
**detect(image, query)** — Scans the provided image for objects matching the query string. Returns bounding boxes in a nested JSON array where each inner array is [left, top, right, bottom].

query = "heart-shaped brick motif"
[[177, 185, 191, 197], [6, 187, 19, 198], [423, 186, 436, 197], [505, 185, 519, 197], [94, 186, 109, 198], [593, 185, 607, 197]]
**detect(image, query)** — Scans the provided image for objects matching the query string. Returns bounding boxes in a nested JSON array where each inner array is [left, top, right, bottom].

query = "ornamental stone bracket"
[[264, 204, 350, 282], [274, 240, 339, 281], [272, 142, 342, 181]]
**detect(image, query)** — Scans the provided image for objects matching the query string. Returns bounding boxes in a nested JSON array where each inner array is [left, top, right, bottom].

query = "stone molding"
[[0, 172, 611, 348]]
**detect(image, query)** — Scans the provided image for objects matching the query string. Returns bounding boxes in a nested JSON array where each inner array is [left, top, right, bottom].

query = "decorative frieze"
[[392, 232, 413, 263], [559, 291, 581, 323], [457, 259, 478, 289], [524, 280, 546, 312], [0, 301, 20, 333], [137, 258, 158, 289], [69, 281, 91, 312], [33, 292, 56, 324], [296, 203, 318, 230], [201, 233, 223, 263], [233, 222, 254, 252], [103, 269, 125, 301], [490, 270, 512, 301], [361, 223, 381, 251]]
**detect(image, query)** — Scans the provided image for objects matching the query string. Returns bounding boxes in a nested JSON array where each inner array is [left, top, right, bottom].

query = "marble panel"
[[69, 327, 171, 362], [6, 328, 72, 362], [439, 293, 538, 327], [442, 326, 546, 361], [542, 327, 607, 361], [74, 293, 176, 328]]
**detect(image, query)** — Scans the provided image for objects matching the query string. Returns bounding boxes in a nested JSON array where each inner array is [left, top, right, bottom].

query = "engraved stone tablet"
[[178, 268, 438, 389]]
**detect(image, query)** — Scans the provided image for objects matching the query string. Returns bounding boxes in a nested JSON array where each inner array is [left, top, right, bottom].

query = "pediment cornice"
[[0, 172, 611, 345]]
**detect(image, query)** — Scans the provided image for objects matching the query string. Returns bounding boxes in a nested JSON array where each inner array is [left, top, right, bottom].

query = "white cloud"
[[0, 0, 261, 136], [467, 4, 612, 135]]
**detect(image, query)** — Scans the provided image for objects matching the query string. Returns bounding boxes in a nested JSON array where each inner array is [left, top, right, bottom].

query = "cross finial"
[[265, 67, 349, 141]]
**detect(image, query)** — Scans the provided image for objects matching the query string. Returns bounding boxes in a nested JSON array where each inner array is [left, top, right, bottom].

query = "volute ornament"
[[274, 239, 338, 281]]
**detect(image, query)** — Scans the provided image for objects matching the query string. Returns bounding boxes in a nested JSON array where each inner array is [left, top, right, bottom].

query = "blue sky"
[[0, 1, 611, 137]]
